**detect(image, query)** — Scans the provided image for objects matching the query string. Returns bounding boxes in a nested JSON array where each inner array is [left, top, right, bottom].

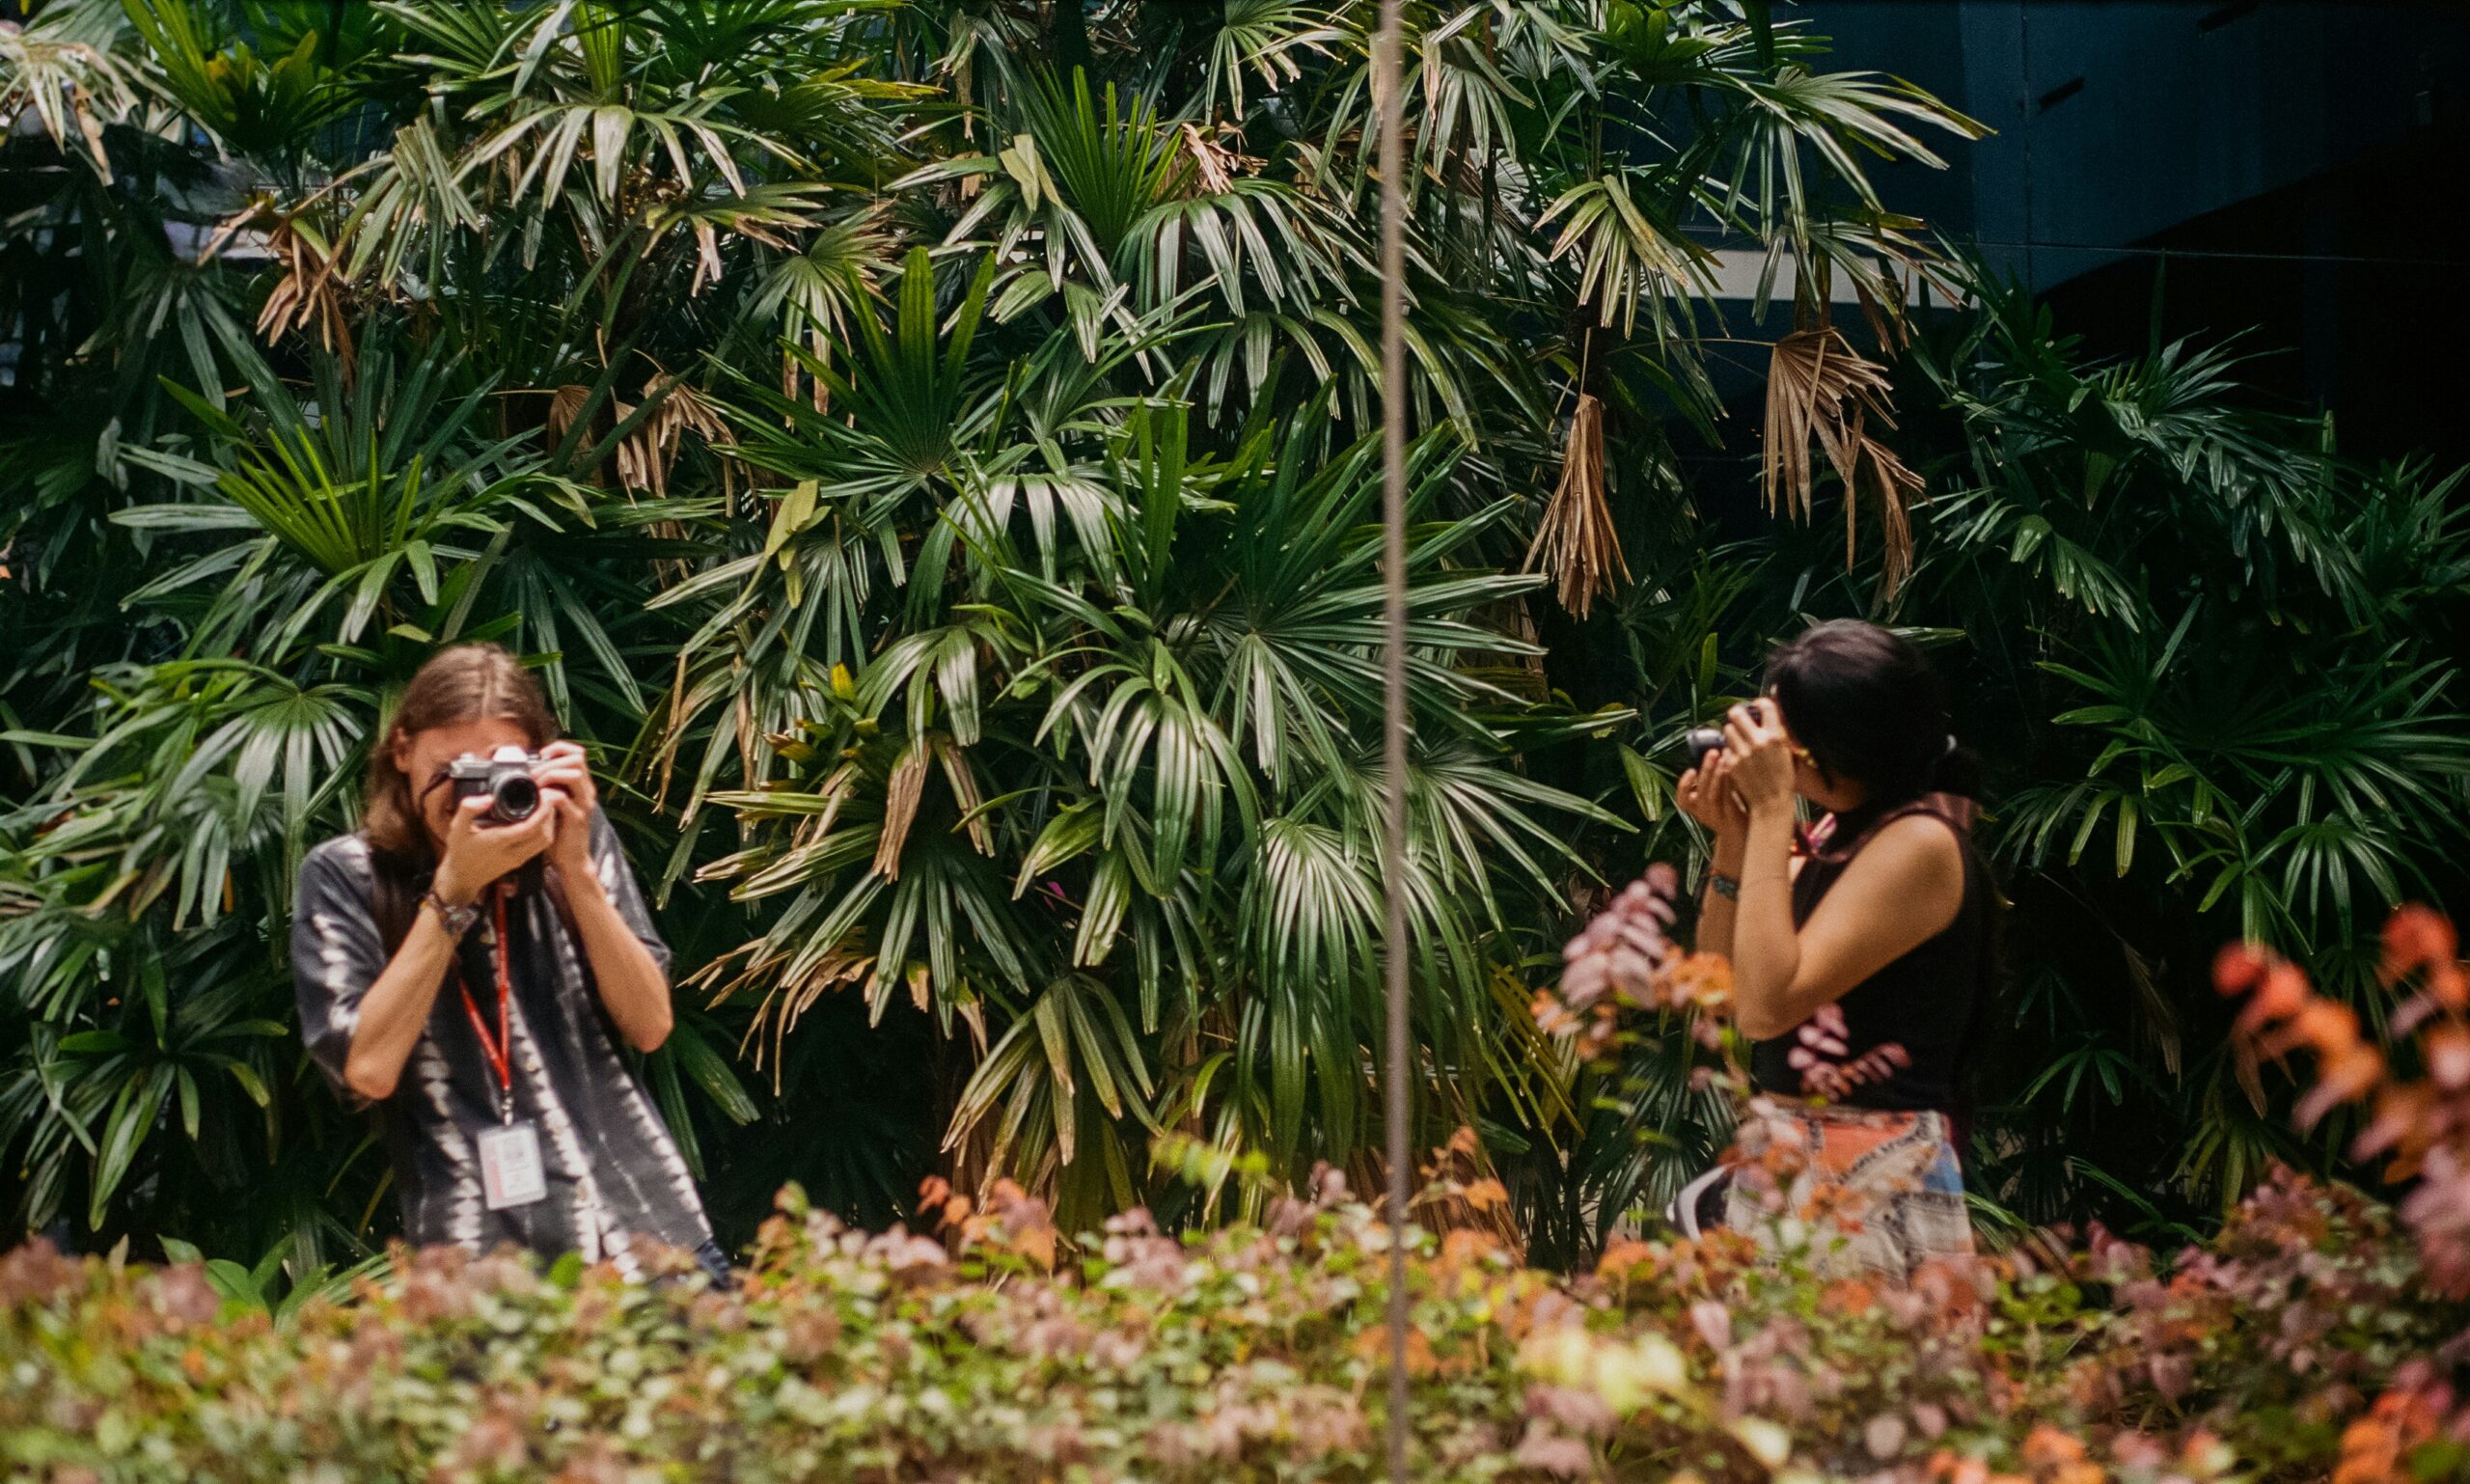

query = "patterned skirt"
[[1722, 1103, 1975, 1281]]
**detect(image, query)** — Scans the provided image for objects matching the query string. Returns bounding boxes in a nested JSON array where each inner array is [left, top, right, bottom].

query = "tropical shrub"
[[0, 0, 1993, 1265], [1890, 277, 2470, 1235], [1532, 869, 2470, 1483], [2205, 906, 2470, 1476]]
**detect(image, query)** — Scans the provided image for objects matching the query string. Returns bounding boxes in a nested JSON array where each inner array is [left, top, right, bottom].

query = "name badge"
[[476, 1120, 548, 1210]]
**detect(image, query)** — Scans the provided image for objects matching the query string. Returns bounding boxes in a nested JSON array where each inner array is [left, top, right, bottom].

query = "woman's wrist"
[[430, 862, 481, 908], [561, 863, 610, 909], [1744, 796, 1798, 829], [1738, 804, 1798, 874], [421, 890, 482, 939]]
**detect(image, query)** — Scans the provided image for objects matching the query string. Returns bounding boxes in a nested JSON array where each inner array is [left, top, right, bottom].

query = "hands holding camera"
[[431, 742, 598, 906], [1675, 699, 1798, 839]]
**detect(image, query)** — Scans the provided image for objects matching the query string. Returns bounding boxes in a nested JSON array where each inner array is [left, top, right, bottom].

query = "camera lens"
[[1684, 728, 1725, 766], [490, 773, 541, 823]]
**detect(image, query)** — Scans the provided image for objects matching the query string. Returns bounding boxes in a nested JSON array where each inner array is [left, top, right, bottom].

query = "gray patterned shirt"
[[291, 813, 713, 1274]]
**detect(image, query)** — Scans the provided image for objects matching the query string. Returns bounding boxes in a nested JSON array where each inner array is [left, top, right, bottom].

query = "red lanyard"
[[455, 889, 517, 1116]]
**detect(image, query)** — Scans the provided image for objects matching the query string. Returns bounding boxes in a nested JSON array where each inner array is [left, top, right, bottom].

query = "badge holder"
[[463, 888, 548, 1211]]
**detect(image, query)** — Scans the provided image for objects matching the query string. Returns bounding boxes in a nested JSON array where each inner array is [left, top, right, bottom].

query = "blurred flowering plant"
[[1541, 867, 1942, 1271], [0, 898, 2463, 1481], [2210, 905, 2470, 1483], [1542, 866, 1917, 1100], [1542, 864, 1734, 1059], [1522, 871, 2470, 1482], [0, 1152, 2460, 1482]]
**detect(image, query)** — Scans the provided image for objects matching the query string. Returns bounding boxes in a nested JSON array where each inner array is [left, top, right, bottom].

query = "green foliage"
[[1880, 267, 2470, 1229], [3, 0, 2457, 1275], [2, 0, 1992, 1262], [0, 1163, 2456, 1483]]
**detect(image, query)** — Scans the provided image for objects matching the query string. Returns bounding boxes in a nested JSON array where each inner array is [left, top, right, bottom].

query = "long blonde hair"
[[364, 644, 559, 869]]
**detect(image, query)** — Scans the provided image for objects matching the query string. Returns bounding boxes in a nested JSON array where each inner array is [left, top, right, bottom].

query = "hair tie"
[[1943, 733, 1958, 756]]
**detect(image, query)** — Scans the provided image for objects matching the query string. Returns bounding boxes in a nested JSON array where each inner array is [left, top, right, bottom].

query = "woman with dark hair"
[[1672, 618, 1996, 1279], [291, 644, 724, 1281]]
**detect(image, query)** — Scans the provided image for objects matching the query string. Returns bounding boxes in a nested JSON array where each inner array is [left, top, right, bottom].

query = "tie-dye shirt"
[[290, 812, 712, 1275]]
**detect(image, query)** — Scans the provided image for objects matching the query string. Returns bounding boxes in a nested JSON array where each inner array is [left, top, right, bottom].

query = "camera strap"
[[455, 887, 519, 1125]]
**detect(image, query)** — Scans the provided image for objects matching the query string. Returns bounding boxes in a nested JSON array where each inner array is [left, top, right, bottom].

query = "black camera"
[[446, 749, 543, 825], [1683, 728, 1726, 771]]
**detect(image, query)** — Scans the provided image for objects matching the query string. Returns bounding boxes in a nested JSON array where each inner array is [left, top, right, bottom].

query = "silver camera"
[[446, 747, 543, 825]]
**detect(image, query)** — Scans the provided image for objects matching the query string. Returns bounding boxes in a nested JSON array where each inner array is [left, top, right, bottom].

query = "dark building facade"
[[1790, 1, 2470, 465]]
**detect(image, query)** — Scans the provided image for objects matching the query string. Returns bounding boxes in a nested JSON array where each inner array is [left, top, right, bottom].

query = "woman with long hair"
[[1674, 619, 1997, 1279], [291, 643, 722, 1281]]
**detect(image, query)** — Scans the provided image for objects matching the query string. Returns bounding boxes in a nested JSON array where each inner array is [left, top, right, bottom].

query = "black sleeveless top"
[[1748, 794, 1993, 1117]]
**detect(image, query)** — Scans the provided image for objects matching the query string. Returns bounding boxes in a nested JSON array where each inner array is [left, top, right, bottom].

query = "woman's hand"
[[1723, 699, 1798, 815], [1675, 748, 1746, 837], [534, 740, 598, 880], [432, 792, 557, 904]]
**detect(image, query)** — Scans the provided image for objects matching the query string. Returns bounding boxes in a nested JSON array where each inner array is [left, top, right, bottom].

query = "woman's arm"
[[340, 905, 465, 1102], [1695, 832, 1747, 960], [1677, 750, 1749, 959], [1729, 810, 1962, 1040], [535, 744, 673, 1053], [555, 866, 673, 1052], [1724, 797, 1800, 1038]]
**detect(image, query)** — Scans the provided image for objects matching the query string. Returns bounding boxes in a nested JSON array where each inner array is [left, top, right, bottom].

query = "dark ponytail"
[[1766, 619, 1977, 809], [1934, 739, 1985, 802]]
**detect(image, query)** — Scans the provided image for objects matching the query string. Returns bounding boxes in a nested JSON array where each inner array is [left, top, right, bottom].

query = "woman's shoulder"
[[1872, 808, 1967, 855], [304, 831, 371, 864], [300, 832, 376, 885], [1844, 810, 1968, 893], [1845, 794, 1980, 860]]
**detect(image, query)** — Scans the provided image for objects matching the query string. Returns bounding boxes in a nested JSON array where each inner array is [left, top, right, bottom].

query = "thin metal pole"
[[1371, 2, 1413, 1481]]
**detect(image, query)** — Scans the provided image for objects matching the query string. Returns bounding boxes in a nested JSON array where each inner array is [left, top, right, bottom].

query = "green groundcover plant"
[[5, 895, 2468, 1483], [5, 0, 2467, 1278], [0, 1146, 2455, 1483]]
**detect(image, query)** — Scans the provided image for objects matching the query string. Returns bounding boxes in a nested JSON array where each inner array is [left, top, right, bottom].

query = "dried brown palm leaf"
[[1, 26, 140, 178], [1525, 393, 1627, 618], [787, 329, 834, 415], [873, 740, 932, 880], [1763, 327, 1925, 596], [933, 736, 994, 856], [674, 200, 803, 298], [545, 383, 598, 450], [1854, 432, 1922, 597], [1765, 327, 1886, 516], [654, 648, 695, 810], [198, 200, 267, 263], [231, 212, 353, 372], [615, 372, 731, 498], [685, 936, 871, 1095], [1178, 122, 1263, 196], [735, 689, 758, 796], [1852, 275, 1903, 357]]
